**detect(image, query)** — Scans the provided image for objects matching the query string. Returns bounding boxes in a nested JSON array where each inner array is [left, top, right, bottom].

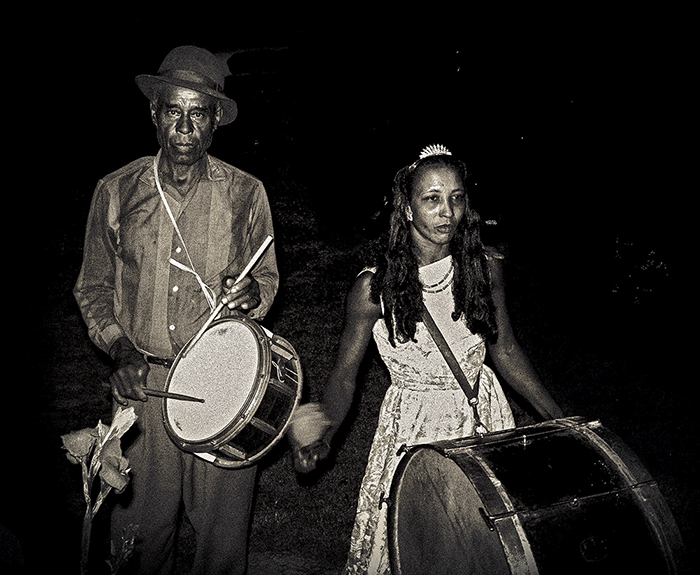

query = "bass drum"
[[388, 417, 682, 575]]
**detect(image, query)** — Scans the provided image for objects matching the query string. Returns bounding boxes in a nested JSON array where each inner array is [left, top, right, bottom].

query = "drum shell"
[[163, 316, 302, 468], [388, 417, 683, 575], [214, 331, 302, 467]]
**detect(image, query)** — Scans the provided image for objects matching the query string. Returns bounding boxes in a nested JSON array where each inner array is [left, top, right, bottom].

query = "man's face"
[[151, 84, 222, 166]]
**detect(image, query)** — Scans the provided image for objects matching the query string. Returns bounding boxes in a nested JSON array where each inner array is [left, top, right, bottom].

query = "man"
[[74, 45, 278, 574]]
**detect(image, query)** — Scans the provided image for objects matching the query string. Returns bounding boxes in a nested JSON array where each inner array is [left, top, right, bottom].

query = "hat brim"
[[135, 74, 238, 125]]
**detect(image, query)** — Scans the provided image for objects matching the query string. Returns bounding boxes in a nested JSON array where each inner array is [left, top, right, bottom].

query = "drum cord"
[[421, 303, 489, 436], [153, 154, 217, 312]]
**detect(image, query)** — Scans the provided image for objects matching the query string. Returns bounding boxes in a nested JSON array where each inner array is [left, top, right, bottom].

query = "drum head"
[[165, 319, 262, 443], [390, 447, 510, 575], [390, 419, 683, 575]]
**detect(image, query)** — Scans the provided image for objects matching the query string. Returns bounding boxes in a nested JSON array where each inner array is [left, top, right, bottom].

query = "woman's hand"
[[288, 403, 333, 473], [293, 440, 332, 474]]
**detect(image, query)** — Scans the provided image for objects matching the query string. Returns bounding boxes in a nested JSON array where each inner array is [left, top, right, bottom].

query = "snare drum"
[[162, 315, 302, 468], [388, 417, 682, 575]]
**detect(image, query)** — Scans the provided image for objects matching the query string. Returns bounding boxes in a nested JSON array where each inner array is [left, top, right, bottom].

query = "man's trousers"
[[110, 363, 257, 575]]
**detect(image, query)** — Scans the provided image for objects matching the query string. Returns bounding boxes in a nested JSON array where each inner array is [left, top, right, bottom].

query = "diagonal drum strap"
[[153, 154, 217, 311], [421, 303, 489, 434]]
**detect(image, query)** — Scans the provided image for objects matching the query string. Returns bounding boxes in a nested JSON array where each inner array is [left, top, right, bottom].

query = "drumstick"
[[182, 235, 274, 357], [233, 235, 274, 287], [144, 389, 205, 403]]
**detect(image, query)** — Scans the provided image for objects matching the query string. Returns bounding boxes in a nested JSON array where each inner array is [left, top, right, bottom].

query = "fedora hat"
[[136, 45, 238, 125]]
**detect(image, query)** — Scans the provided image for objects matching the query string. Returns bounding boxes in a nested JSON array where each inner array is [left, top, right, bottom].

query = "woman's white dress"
[[345, 255, 515, 574]]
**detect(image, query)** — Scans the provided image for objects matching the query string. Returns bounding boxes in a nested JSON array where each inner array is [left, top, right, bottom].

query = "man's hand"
[[109, 337, 149, 404], [220, 276, 261, 312]]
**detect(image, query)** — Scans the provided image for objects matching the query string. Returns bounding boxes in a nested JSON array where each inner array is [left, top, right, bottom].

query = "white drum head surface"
[[166, 320, 261, 442]]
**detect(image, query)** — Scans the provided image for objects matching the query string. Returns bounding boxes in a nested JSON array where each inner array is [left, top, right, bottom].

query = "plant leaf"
[[61, 427, 97, 462], [104, 407, 138, 444], [99, 451, 131, 493]]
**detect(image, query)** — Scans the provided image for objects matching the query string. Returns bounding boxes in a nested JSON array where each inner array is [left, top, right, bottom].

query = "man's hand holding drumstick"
[[219, 235, 273, 313], [109, 236, 273, 405], [219, 275, 261, 312], [109, 337, 151, 405]]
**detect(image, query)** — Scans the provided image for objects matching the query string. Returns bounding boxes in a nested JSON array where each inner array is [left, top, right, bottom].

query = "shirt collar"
[[140, 150, 225, 188]]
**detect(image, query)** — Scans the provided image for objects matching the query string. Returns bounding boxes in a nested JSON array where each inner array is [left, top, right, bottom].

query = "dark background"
[[5, 5, 693, 573], [24, 6, 686, 289]]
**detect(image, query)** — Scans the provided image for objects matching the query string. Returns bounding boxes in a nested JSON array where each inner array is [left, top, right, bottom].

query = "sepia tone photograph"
[[5, 6, 692, 574]]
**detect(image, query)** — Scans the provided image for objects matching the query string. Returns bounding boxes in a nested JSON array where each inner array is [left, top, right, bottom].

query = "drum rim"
[[206, 334, 304, 468], [388, 445, 514, 575], [162, 315, 272, 449], [387, 417, 684, 575]]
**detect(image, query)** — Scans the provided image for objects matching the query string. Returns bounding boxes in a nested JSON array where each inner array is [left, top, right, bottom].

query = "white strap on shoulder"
[[153, 156, 216, 311]]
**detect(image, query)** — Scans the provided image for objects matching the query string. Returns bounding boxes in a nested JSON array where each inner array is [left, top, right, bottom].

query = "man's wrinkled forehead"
[[154, 84, 218, 110]]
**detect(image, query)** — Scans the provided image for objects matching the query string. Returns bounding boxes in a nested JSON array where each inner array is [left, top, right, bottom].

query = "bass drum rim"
[[388, 417, 683, 575], [388, 444, 512, 575]]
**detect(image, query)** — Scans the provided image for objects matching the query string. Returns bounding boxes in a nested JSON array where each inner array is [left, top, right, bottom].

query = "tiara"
[[418, 144, 452, 159]]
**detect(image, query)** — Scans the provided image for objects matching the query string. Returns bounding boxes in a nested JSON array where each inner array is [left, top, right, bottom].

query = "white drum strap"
[[153, 155, 216, 311]]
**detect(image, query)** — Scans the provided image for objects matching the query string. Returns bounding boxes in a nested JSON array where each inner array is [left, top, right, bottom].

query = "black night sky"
[[28, 7, 684, 278]]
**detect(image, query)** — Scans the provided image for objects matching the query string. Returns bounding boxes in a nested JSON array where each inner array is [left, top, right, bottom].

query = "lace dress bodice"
[[372, 255, 485, 392]]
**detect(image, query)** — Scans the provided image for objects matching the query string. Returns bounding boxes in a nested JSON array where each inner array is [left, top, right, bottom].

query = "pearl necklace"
[[422, 261, 454, 293]]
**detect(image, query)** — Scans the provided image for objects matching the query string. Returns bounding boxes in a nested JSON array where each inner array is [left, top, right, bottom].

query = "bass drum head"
[[165, 318, 262, 443], [389, 447, 510, 575], [389, 418, 683, 575]]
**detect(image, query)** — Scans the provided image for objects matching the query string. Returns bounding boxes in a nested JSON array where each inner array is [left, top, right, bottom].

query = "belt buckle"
[[146, 355, 174, 369]]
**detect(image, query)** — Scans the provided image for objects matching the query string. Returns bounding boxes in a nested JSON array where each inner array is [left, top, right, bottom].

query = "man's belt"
[[146, 355, 174, 369]]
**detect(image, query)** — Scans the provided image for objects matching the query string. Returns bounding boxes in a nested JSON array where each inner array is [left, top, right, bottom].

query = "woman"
[[289, 145, 564, 574]]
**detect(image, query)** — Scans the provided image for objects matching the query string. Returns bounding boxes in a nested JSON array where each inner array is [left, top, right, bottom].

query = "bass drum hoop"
[[388, 416, 683, 575]]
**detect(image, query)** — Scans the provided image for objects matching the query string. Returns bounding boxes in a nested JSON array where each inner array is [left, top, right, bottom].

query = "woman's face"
[[408, 164, 466, 256]]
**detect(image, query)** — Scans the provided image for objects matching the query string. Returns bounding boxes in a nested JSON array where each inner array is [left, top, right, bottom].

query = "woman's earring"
[[406, 207, 413, 222]]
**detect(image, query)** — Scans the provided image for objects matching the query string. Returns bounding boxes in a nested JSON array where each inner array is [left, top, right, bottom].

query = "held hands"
[[294, 439, 332, 474], [288, 403, 334, 473], [220, 275, 261, 312], [109, 337, 149, 405]]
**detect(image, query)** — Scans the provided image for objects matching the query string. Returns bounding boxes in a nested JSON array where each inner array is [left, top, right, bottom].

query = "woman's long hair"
[[369, 154, 498, 346]]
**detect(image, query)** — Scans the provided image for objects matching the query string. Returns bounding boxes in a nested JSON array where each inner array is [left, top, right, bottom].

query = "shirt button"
[[175, 247, 182, 253], [172, 286, 179, 292], [169, 325, 176, 331]]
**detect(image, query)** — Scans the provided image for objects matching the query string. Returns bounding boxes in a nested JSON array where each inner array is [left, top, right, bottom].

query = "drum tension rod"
[[271, 360, 299, 396], [272, 360, 287, 382], [479, 507, 496, 531], [479, 507, 496, 532]]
